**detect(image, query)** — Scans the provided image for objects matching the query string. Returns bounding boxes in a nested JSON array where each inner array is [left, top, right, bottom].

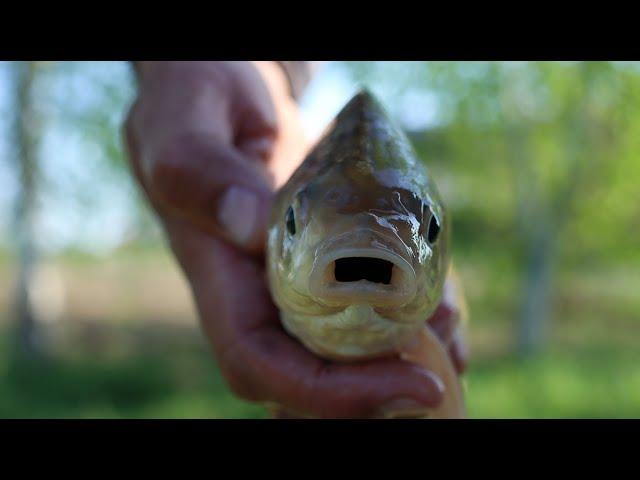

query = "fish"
[[266, 90, 466, 418]]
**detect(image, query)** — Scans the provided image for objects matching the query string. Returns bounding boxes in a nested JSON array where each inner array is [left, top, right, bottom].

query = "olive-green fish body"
[[267, 90, 464, 418]]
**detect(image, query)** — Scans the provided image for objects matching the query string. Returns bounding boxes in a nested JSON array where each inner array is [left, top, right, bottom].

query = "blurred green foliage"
[[1, 250, 637, 418], [345, 61, 640, 354], [1, 61, 639, 418], [0, 327, 267, 418], [2, 344, 636, 419], [345, 61, 640, 266]]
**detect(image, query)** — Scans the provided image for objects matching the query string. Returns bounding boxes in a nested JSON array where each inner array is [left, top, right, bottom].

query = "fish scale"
[[267, 89, 465, 418]]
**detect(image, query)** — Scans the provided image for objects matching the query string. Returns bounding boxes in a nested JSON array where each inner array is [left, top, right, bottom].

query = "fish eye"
[[427, 214, 441, 244], [285, 205, 296, 236]]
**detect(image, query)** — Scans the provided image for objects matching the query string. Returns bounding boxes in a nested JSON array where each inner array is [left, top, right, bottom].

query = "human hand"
[[124, 61, 466, 418]]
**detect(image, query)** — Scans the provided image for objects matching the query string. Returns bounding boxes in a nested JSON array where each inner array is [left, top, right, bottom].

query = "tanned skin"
[[124, 61, 467, 418]]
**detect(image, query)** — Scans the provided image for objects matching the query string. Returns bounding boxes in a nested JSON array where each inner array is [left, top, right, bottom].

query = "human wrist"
[[273, 61, 314, 101]]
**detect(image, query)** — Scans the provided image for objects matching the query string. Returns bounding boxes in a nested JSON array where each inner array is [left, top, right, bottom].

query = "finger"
[[165, 219, 444, 419], [449, 330, 468, 375], [142, 133, 276, 254], [427, 301, 459, 345], [231, 62, 280, 162], [126, 62, 281, 254], [427, 306, 468, 375], [249, 61, 310, 187], [427, 271, 464, 344], [220, 324, 445, 419]]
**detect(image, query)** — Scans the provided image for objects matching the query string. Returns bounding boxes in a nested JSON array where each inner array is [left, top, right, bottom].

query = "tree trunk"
[[516, 231, 556, 356], [12, 61, 43, 357]]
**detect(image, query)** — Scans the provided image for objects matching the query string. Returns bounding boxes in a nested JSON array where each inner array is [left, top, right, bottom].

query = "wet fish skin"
[[266, 90, 464, 418]]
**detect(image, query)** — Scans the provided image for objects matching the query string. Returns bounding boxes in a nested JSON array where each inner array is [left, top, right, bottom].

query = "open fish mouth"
[[308, 234, 417, 309], [335, 256, 394, 284]]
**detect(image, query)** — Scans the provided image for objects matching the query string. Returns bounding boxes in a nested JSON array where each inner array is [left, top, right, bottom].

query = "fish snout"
[[308, 230, 417, 308]]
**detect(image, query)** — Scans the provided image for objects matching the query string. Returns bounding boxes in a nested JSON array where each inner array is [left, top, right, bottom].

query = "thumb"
[[142, 133, 275, 254]]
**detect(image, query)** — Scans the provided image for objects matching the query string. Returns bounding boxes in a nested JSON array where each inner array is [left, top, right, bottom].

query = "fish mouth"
[[308, 240, 417, 309]]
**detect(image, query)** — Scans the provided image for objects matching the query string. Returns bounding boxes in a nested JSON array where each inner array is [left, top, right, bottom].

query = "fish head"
[[267, 90, 449, 360]]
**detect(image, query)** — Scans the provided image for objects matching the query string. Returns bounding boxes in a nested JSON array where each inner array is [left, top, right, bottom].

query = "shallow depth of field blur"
[[1, 61, 639, 418]]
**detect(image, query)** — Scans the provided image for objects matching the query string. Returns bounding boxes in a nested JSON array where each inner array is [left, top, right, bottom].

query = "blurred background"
[[0, 61, 638, 418]]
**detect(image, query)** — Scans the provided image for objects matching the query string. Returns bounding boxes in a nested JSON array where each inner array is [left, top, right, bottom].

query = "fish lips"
[[308, 229, 417, 309]]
